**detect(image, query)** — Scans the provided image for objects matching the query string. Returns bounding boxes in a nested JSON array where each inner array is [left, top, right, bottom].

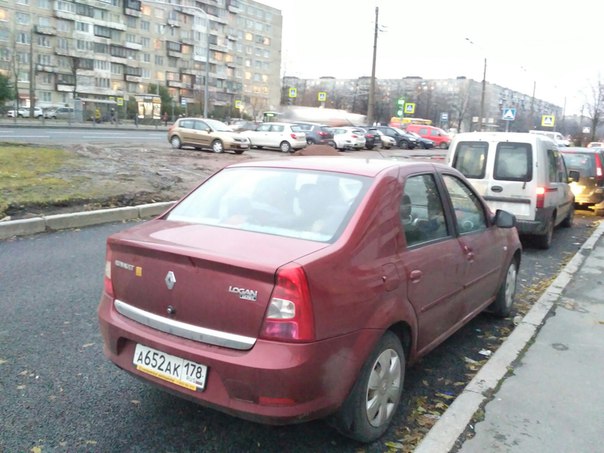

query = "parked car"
[[407, 131, 435, 149], [448, 132, 574, 248], [6, 107, 44, 119], [228, 119, 260, 132], [167, 117, 250, 154], [355, 127, 379, 149], [529, 130, 571, 147], [405, 124, 451, 149], [370, 129, 396, 149], [45, 107, 74, 119], [241, 122, 307, 152], [331, 126, 367, 151], [293, 122, 335, 146], [586, 142, 604, 148], [98, 157, 521, 443], [366, 126, 417, 149], [559, 146, 604, 216]]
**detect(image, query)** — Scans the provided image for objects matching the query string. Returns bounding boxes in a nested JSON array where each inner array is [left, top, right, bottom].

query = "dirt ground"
[[6, 143, 343, 220]]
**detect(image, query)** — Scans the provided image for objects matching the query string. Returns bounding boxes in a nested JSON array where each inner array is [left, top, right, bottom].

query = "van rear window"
[[451, 142, 488, 179], [494, 143, 532, 181]]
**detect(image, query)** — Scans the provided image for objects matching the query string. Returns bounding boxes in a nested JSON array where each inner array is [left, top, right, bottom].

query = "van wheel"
[[329, 331, 404, 443], [561, 205, 574, 228], [489, 258, 518, 317], [535, 216, 554, 249]]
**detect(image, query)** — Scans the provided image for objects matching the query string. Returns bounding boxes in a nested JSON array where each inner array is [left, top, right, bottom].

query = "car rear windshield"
[[166, 167, 370, 242], [561, 152, 595, 176], [494, 143, 533, 181], [452, 142, 488, 179]]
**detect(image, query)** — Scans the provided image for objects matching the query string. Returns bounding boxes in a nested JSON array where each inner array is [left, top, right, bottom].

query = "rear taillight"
[[536, 187, 545, 209], [103, 247, 114, 298], [351, 134, 358, 138], [260, 265, 315, 342], [318, 131, 328, 137], [366, 133, 375, 139], [595, 153, 603, 181], [290, 133, 298, 140]]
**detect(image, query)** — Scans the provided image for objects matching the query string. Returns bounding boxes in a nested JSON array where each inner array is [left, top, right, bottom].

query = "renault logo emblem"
[[165, 271, 176, 290]]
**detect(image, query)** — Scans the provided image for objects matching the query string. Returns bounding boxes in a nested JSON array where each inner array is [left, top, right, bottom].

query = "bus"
[[388, 117, 432, 128], [262, 106, 366, 126]]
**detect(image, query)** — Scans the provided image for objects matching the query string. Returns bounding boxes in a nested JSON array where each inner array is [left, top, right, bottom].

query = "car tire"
[[439, 142, 449, 149], [170, 135, 182, 149], [330, 331, 404, 443], [535, 215, 554, 249], [489, 258, 518, 317], [233, 150, 245, 155], [211, 139, 224, 153], [399, 141, 409, 149], [280, 141, 292, 153], [306, 138, 315, 145], [561, 204, 574, 228]]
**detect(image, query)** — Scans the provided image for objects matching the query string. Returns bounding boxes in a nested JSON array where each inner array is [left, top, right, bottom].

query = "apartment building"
[[0, 0, 282, 119]]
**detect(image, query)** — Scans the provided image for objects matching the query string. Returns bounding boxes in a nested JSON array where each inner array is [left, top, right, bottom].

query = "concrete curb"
[[414, 219, 604, 453], [0, 201, 175, 241]]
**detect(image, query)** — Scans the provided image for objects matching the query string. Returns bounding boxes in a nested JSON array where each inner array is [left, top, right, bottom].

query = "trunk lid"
[[107, 220, 328, 347]]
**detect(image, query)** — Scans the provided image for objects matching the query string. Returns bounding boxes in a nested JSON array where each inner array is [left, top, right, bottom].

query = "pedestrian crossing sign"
[[404, 103, 415, 114], [541, 115, 555, 127], [288, 87, 297, 98], [502, 108, 516, 121], [318, 91, 327, 102]]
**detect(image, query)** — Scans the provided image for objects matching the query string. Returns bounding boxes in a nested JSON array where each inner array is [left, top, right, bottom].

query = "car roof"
[[560, 147, 600, 153], [226, 156, 448, 178]]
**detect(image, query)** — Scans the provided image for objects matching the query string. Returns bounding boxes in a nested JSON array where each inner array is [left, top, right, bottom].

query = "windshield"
[[167, 167, 370, 242]]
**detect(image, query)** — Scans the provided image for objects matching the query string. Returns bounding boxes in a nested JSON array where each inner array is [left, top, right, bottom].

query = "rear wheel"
[[399, 141, 409, 150], [170, 135, 182, 149], [211, 139, 224, 153], [535, 215, 554, 249], [280, 141, 292, 153], [561, 205, 574, 228], [489, 258, 518, 317], [439, 142, 449, 149], [330, 331, 404, 443]]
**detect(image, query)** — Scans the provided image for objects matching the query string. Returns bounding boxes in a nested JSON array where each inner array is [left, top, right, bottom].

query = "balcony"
[[36, 64, 57, 73], [124, 42, 143, 51], [35, 25, 57, 35]]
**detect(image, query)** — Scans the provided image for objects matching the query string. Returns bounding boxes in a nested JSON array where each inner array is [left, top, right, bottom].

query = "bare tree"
[[583, 78, 604, 142]]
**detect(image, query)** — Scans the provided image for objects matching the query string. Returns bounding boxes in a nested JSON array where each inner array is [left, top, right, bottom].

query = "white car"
[[373, 130, 396, 149], [331, 127, 367, 151], [6, 107, 44, 119], [240, 122, 307, 152]]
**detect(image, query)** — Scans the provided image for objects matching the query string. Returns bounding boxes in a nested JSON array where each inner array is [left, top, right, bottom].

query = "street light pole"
[[367, 6, 378, 125], [479, 57, 486, 132]]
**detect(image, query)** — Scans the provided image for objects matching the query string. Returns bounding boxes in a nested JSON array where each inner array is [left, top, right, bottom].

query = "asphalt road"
[[0, 211, 598, 452]]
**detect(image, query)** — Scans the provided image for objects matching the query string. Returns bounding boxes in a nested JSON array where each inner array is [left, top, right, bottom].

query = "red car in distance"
[[98, 157, 521, 442]]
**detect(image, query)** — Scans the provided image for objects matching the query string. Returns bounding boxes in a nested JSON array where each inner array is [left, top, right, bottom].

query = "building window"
[[57, 19, 71, 33], [76, 22, 90, 32], [141, 20, 150, 31], [17, 32, 31, 45], [37, 54, 52, 65], [41, 91, 52, 102], [16, 12, 31, 25], [37, 35, 51, 47]]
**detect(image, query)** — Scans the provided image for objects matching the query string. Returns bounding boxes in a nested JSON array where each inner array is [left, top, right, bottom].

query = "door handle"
[[491, 185, 503, 192], [409, 270, 422, 283]]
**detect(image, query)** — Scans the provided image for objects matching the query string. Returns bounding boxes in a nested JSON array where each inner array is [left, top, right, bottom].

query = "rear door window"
[[494, 143, 532, 181], [452, 142, 488, 179], [562, 153, 595, 176]]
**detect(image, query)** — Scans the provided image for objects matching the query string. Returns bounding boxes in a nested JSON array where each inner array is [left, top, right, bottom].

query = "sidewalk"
[[416, 219, 604, 452]]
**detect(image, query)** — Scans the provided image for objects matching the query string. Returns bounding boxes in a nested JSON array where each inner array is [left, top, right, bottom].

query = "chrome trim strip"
[[114, 299, 256, 351]]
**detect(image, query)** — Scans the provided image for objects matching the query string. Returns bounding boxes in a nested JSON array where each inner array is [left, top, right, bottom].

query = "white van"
[[447, 132, 574, 248], [529, 130, 571, 147]]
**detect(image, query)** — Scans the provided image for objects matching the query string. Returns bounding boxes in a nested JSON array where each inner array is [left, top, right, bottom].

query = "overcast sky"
[[258, 0, 604, 115]]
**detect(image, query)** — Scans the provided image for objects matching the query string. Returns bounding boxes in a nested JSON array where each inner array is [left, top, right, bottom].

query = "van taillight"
[[260, 265, 315, 342], [103, 247, 114, 298], [536, 187, 546, 209], [595, 153, 603, 181]]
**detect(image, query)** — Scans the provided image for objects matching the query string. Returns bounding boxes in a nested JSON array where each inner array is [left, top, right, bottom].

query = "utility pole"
[[478, 57, 486, 132], [367, 6, 378, 125], [29, 28, 35, 118]]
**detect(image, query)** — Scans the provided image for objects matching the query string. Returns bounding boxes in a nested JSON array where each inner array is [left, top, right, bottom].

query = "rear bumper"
[[515, 207, 554, 235], [98, 293, 380, 425]]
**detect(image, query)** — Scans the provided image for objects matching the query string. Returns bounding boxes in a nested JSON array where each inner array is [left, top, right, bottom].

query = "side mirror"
[[568, 170, 580, 183], [493, 209, 516, 228]]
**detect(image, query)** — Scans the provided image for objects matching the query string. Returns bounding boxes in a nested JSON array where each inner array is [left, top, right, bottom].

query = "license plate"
[[133, 344, 207, 392]]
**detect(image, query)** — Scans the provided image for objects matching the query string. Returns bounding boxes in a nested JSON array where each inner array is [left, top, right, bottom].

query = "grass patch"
[[0, 144, 91, 218]]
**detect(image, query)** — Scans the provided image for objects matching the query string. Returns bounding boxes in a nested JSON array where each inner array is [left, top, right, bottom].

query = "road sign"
[[318, 91, 327, 102], [117, 97, 123, 106], [397, 97, 405, 107], [441, 112, 448, 121], [541, 115, 555, 127], [502, 108, 516, 121], [234, 100, 242, 109], [181, 99, 187, 106], [404, 103, 415, 114], [288, 87, 297, 98]]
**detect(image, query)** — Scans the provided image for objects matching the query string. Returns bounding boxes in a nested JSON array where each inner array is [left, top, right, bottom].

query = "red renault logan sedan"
[[98, 157, 521, 442]]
